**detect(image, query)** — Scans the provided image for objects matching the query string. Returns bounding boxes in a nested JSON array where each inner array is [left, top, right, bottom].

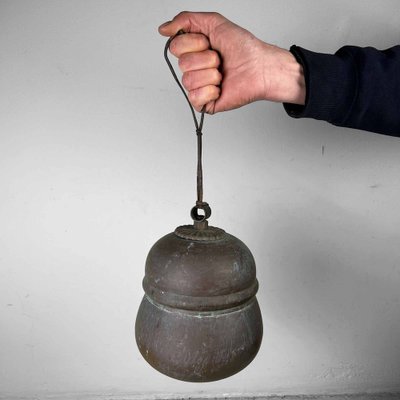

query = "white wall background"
[[1, 0, 400, 398]]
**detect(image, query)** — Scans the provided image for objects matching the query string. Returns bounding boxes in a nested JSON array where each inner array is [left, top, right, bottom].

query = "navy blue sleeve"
[[283, 45, 400, 136]]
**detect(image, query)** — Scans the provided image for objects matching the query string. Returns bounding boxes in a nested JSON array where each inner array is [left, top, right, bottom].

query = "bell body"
[[135, 223, 263, 382]]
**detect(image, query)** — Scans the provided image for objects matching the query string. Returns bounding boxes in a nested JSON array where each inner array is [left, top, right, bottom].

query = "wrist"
[[262, 44, 306, 105]]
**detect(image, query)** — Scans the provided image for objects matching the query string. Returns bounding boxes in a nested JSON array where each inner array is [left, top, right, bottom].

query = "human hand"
[[159, 12, 305, 114]]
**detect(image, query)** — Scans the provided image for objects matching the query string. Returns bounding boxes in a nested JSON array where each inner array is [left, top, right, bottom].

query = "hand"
[[159, 12, 306, 114]]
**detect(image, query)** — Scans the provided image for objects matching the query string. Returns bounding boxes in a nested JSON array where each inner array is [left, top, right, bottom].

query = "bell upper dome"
[[142, 226, 258, 311]]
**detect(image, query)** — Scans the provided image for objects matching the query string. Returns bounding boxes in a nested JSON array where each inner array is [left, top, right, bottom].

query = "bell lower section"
[[135, 295, 263, 382]]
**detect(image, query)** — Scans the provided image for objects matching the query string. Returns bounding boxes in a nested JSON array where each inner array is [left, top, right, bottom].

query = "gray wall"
[[1, 0, 400, 397]]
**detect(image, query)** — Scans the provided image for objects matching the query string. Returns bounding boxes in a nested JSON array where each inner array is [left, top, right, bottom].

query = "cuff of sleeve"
[[283, 45, 357, 125]]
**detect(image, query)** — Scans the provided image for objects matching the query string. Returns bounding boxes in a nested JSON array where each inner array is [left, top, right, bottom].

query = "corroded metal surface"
[[135, 224, 263, 382], [136, 295, 262, 382], [174, 224, 226, 241]]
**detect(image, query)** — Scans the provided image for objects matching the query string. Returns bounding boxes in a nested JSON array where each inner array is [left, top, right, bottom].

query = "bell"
[[135, 32, 263, 382], [135, 203, 263, 382]]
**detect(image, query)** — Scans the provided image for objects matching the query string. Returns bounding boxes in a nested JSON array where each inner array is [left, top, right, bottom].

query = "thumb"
[[158, 11, 224, 37], [158, 20, 174, 36]]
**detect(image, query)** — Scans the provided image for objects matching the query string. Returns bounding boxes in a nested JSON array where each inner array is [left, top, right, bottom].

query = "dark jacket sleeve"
[[283, 45, 400, 136]]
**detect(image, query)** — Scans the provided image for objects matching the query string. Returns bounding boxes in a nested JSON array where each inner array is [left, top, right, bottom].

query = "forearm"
[[284, 45, 400, 136]]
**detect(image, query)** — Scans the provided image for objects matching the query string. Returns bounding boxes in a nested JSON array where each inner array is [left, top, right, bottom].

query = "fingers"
[[189, 85, 220, 112], [159, 12, 226, 113], [179, 52, 221, 112], [182, 68, 222, 91], [182, 66, 222, 112], [183, 68, 222, 112], [178, 50, 220, 73], [170, 36, 222, 111], [169, 33, 209, 57]]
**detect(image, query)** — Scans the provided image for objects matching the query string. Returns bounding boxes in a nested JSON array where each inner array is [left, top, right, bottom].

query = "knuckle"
[[169, 38, 179, 55], [213, 69, 222, 83], [210, 51, 220, 66], [197, 34, 209, 49], [209, 12, 225, 25], [209, 85, 220, 98], [178, 56, 187, 72], [177, 11, 189, 18], [188, 89, 200, 107], [181, 72, 192, 89]]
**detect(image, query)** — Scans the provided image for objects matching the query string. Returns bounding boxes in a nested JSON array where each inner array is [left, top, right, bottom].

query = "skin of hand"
[[159, 11, 306, 114]]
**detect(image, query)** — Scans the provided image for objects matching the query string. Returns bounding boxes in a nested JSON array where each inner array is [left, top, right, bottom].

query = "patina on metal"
[[134, 32, 263, 382]]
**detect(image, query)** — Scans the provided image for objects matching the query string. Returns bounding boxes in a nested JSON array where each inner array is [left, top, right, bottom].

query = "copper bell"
[[135, 32, 263, 382], [135, 204, 263, 382]]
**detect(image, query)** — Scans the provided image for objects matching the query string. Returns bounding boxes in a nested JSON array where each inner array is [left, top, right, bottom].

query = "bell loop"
[[164, 31, 208, 222], [190, 202, 211, 224]]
